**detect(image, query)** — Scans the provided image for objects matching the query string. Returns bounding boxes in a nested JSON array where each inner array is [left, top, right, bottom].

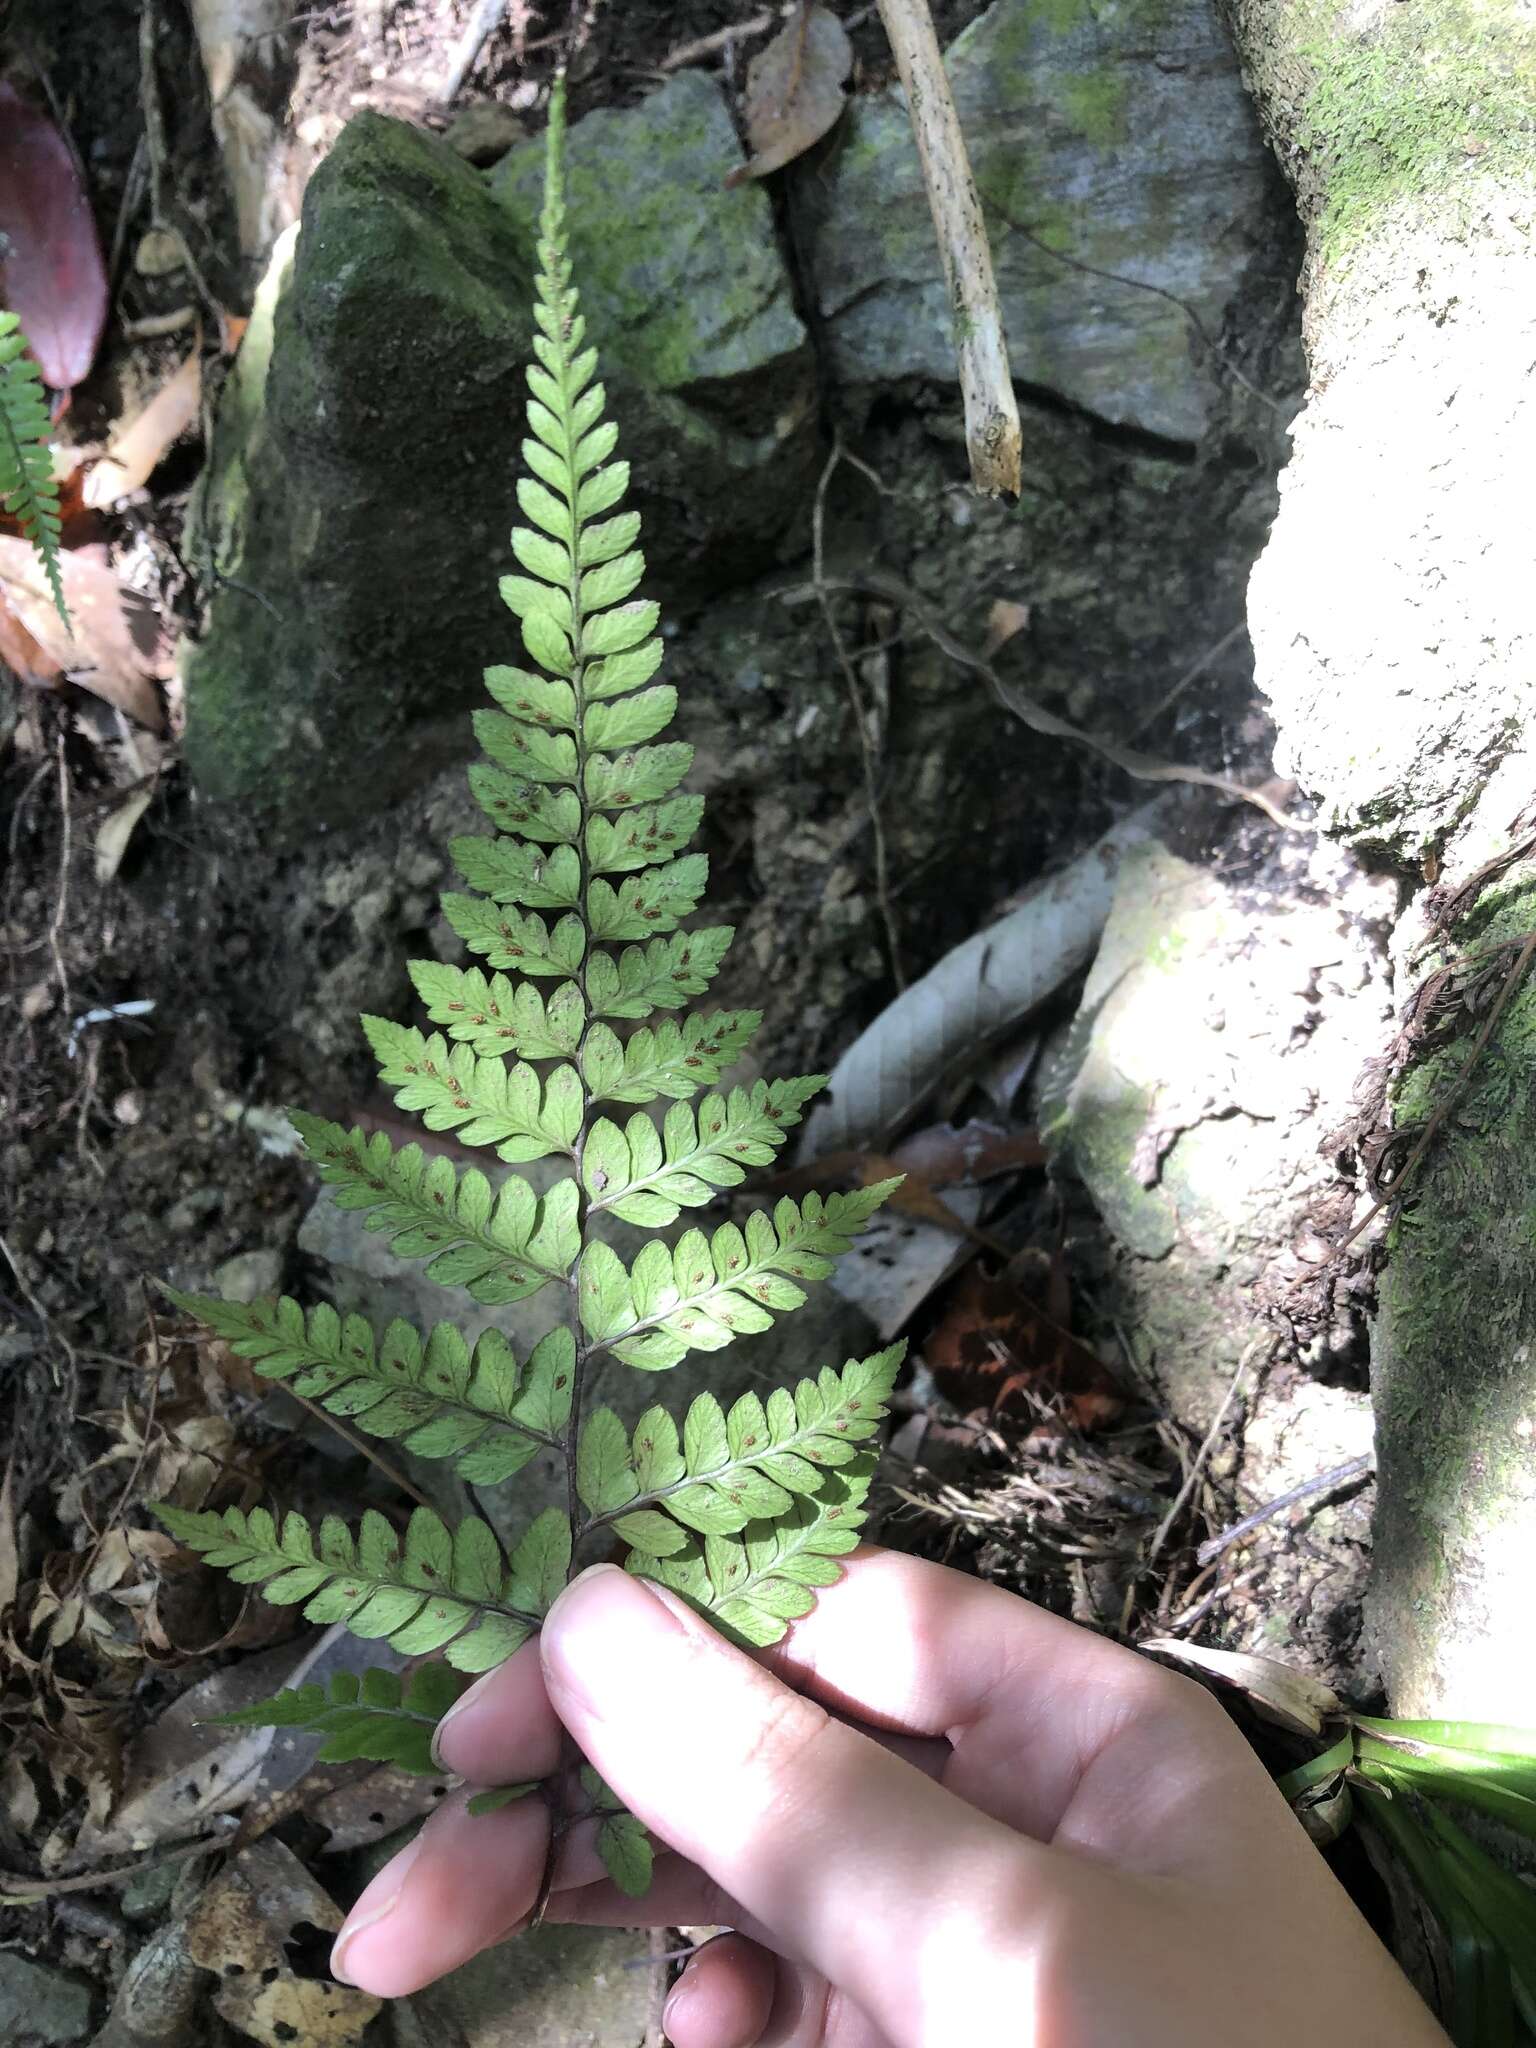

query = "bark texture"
[[1224, 0, 1536, 1715]]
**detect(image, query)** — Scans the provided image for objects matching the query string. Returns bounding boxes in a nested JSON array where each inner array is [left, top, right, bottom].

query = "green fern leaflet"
[[157, 75, 902, 1903], [0, 311, 67, 622]]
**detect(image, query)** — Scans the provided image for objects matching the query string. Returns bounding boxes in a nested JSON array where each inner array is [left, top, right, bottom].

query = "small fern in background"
[[157, 78, 902, 1903], [0, 310, 67, 622]]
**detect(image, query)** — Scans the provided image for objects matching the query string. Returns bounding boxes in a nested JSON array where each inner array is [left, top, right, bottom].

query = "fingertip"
[[540, 1562, 692, 1727], [330, 1792, 549, 1997], [664, 1934, 776, 2048], [432, 1635, 562, 1781]]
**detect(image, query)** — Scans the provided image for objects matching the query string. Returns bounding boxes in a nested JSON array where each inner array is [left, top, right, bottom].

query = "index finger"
[[538, 1562, 1081, 2048], [437, 1545, 1171, 1843]]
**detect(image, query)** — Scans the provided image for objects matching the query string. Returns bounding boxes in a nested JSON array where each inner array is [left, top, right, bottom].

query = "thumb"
[[540, 1563, 1065, 2048]]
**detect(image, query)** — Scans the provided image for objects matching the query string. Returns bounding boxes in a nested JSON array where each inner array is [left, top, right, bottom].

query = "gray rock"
[[214, 1247, 283, 1302], [494, 71, 818, 583], [0, 1953, 94, 2046], [184, 75, 815, 829], [389, 1924, 650, 2048], [1059, 834, 1394, 1427], [797, 0, 1276, 442]]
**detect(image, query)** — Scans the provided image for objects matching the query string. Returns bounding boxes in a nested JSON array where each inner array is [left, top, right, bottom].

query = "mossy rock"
[[184, 77, 816, 829], [797, 0, 1281, 443], [494, 70, 819, 576], [1370, 867, 1536, 1719]]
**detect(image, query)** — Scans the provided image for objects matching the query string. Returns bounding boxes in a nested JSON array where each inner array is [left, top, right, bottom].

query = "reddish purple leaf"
[[0, 82, 108, 391]]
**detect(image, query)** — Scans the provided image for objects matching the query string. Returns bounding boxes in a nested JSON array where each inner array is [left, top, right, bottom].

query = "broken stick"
[[874, 0, 1022, 496]]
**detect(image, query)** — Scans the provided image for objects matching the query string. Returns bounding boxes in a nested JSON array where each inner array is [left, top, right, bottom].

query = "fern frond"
[[213, 1663, 475, 1772], [631, 1464, 876, 1649], [407, 964, 585, 1060], [159, 81, 907, 1901], [362, 1017, 584, 1162], [577, 1182, 903, 1370], [166, 1288, 572, 1484], [156, 1501, 566, 1671], [585, 796, 705, 874], [581, 1767, 653, 1896], [292, 1112, 579, 1304], [585, 929, 737, 1017], [582, 1077, 825, 1226], [578, 1010, 762, 1103], [0, 312, 66, 623], [572, 1346, 904, 1555], [441, 898, 588, 977]]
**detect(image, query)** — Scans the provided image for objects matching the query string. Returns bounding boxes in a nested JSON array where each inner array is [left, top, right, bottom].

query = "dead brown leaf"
[[186, 1838, 380, 2046], [924, 1263, 1124, 1433], [726, 2, 853, 186], [71, 1634, 329, 1859], [313, 1762, 451, 1854], [891, 1120, 1046, 1186], [1, 1753, 40, 1838], [0, 582, 61, 679], [0, 538, 167, 730], [981, 598, 1032, 660], [85, 349, 203, 506]]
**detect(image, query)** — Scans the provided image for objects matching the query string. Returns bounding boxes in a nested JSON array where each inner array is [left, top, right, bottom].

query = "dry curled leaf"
[[0, 81, 108, 389], [71, 1632, 342, 1858], [95, 784, 157, 883], [313, 1761, 452, 1854], [981, 598, 1032, 660], [831, 1187, 982, 1340], [726, 3, 853, 186], [802, 810, 1159, 1156], [1139, 1638, 1343, 1737], [85, 350, 203, 507], [0, 539, 167, 731]]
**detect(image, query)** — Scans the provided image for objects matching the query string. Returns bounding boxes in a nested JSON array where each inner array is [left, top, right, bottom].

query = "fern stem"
[[534, 78, 597, 1579], [536, 71, 591, 1932]]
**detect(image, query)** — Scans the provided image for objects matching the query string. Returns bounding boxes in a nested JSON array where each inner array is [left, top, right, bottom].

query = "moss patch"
[[1371, 864, 1536, 1713], [1296, 0, 1536, 263]]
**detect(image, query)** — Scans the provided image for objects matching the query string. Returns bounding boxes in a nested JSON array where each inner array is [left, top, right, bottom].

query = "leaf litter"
[[0, 82, 108, 392], [726, 3, 854, 185]]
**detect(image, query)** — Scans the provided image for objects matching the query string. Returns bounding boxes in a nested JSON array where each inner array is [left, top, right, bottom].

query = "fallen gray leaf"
[[801, 808, 1162, 1157], [830, 1189, 982, 1340], [727, 3, 853, 185]]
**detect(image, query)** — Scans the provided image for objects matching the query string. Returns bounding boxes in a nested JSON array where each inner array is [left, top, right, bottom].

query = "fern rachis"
[[158, 77, 902, 1910], [0, 310, 67, 621]]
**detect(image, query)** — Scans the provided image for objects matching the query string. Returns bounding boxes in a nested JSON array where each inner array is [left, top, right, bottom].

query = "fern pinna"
[[157, 79, 902, 1901], [0, 310, 67, 621]]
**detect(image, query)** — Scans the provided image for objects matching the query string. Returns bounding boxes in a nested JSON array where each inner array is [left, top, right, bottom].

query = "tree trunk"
[[1222, 0, 1536, 1716]]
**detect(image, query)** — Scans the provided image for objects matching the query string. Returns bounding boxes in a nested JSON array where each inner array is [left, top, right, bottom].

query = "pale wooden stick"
[[874, 0, 1022, 496]]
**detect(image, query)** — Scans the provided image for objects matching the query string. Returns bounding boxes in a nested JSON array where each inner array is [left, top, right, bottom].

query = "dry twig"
[[792, 568, 1295, 828], [874, 0, 1022, 495], [662, 10, 775, 70], [1195, 1453, 1373, 1569]]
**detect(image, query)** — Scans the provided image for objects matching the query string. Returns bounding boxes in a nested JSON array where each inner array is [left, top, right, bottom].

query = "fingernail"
[[331, 1832, 424, 1986], [542, 1563, 689, 1721], [429, 1665, 501, 1770], [662, 1971, 696, 2039]]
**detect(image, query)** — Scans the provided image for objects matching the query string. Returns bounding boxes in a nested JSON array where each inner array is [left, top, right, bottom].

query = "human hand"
[[330, 1548, 1449, 2048]]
